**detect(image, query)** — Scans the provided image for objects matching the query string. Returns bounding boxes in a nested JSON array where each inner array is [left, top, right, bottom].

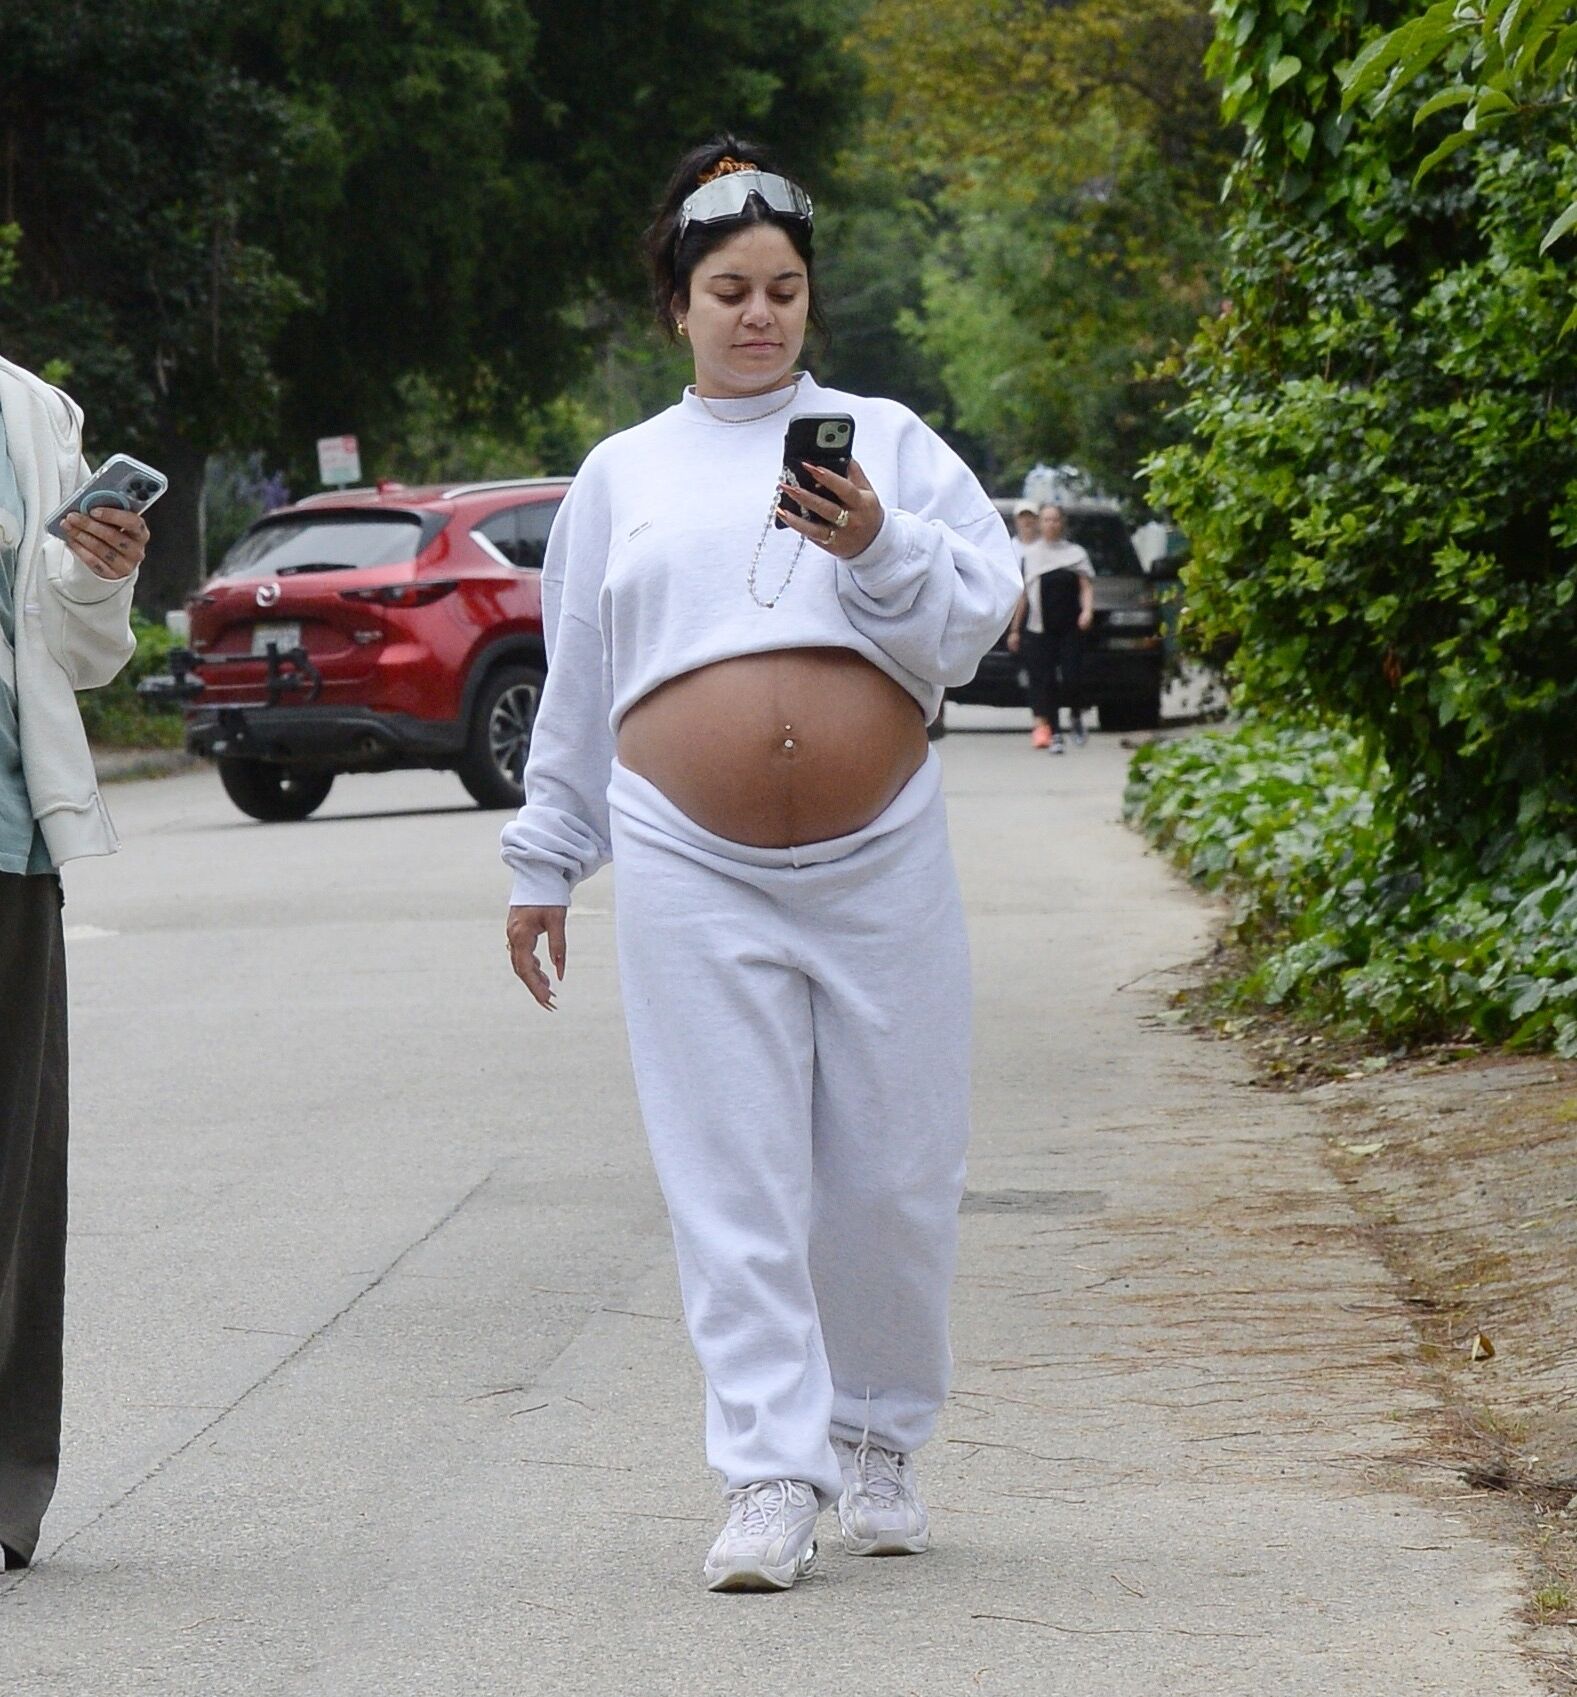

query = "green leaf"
[[1287, 117, 1317, 161], [1413, 85, 1476, 126], [1413, 128, 1476, 186], [1512, 0, 1573, 72], [1543, 21, 1577, 79], [1471, 87, 1519, 121], [1539, 198, 1577, 254], [1268, 54, 1304, 91], [1342, 26, 1414, 107]]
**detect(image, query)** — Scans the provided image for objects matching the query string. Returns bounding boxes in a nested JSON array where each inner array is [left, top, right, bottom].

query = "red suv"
[[158, 478, 568, 820]]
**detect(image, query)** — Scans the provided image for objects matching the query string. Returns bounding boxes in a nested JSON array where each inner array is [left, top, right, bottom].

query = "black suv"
[[947, 499, 1169, 730]]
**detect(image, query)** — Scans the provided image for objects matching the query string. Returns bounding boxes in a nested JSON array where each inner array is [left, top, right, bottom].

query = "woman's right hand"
[[508, 905, 568, 1011], [1005, 629, 1021, 654]]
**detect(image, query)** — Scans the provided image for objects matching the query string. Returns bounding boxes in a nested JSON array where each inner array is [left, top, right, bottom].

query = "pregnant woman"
[[502, 137, 1019, 1592]]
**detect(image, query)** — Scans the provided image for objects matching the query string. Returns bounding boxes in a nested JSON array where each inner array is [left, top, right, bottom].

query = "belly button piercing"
[[783, 738, 796, 750]]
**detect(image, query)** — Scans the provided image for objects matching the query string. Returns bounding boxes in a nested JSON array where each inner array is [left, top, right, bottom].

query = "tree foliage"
[[1343, 0, 1577, 271], [1147, 0, 1577, 844], [0, 0, 858, 606], [850, 0, 1228, 498]]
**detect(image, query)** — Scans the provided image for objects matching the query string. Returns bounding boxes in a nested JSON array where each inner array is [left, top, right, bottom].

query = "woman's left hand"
[[62, 505, 148, 582], [776, 459, 885, 559]]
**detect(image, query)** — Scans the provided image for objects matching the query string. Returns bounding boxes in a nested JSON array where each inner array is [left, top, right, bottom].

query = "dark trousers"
[[0, 871, 68, 1567], [1024, 626, 1086, 727]]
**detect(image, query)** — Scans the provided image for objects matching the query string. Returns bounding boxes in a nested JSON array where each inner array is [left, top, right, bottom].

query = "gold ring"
[[833, 506, 851, 529]]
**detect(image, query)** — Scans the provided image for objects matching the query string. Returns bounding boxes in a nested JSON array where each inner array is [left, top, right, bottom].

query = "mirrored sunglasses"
[[676, 170, 814, 238]]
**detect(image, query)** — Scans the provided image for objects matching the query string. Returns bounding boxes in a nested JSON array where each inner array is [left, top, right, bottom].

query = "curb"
[[91, 747, 201, 785]]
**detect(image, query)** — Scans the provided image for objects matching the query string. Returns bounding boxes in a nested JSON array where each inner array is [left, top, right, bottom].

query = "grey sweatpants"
[[0, 871, 68, 1567], [609, 751, 972, 1506]]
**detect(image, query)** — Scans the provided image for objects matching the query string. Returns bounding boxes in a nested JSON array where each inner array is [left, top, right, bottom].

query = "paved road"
[[2, 711, 1542, 1695]]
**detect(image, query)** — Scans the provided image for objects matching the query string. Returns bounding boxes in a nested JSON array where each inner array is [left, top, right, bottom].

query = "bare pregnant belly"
[[615, 649, 929, 847]]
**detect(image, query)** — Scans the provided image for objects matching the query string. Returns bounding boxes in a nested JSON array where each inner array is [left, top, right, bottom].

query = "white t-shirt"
[[1019, 537, 1094, 634]]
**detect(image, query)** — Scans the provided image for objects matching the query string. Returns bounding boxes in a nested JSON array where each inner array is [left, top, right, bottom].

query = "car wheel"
[[458, 664, 544, 808], [217, 758, 335, 822]]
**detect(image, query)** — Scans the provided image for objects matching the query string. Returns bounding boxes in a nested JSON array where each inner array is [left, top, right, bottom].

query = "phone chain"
[[747, 484, 808, 610]]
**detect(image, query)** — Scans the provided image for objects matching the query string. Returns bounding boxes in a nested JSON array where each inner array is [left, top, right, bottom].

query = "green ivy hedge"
[[1149, 1, 1577, 851], [1124, 721, 1577, 1058]]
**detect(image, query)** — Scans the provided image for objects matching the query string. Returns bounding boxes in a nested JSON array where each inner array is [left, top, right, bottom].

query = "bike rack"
[[138, 643, 324, 709]]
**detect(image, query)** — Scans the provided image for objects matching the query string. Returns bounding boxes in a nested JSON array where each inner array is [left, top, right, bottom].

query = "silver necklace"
[[695, 373, 803, 425], [747, 486, 806, 610]]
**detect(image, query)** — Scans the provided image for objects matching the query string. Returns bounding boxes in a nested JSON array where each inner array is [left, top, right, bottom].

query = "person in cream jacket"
[[0, 352, 148, 1568]]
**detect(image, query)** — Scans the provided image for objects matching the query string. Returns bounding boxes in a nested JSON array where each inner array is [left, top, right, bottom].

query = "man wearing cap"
[[1009, 499, 1038, 570]]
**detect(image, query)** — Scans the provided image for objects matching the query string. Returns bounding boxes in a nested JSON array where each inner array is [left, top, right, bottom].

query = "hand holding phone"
[[772, 413, 885, 557], [775, 413, 855, 528], [44, 454, 168, 544]]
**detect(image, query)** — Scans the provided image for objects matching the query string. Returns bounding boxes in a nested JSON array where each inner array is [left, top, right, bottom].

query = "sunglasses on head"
[[676, 169, 814, 239]]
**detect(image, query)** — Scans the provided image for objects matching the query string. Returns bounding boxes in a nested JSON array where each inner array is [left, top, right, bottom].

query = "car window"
[[217, 513, 430, 579], [475, 500, 561, 570], [1064, 512, 1144, 577], [515, 501, 560, 571]]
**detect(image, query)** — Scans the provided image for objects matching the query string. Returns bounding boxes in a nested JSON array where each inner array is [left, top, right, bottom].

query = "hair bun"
[[696, 155, 755, 186]]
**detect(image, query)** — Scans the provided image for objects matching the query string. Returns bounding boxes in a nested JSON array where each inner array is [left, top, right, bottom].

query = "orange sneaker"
[[1031, 723, 1052, 749]]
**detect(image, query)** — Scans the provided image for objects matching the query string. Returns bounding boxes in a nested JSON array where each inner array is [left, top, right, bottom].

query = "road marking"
[[64, 924, 119, 942]]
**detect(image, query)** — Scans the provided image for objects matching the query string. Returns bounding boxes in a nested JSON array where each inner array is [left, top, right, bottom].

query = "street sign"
[[317, 434, 361, 487]]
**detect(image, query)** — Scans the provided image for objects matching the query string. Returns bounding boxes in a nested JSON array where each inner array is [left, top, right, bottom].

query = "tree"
[[232, 0, 861, 489], [0, 0, 303, 606], [847, 0, 1229, 498], [0, 0, 861, 609]]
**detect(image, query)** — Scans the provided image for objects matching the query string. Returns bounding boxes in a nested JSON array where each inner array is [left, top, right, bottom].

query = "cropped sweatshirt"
[[499, 373, 1021, 908]]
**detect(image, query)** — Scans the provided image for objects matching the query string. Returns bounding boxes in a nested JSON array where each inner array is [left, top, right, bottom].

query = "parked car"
[[149, 478, 567, 820], [946, 497, 1170, 730]]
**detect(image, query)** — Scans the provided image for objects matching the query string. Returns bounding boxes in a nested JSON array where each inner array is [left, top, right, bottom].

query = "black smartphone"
[[775, 413, 856, 528]]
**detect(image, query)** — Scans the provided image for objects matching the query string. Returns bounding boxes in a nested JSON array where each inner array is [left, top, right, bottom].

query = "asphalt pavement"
[[0, 709, 1544, 1695]]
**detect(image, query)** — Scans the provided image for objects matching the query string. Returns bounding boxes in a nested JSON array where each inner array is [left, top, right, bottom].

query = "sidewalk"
[[0, 727, 1546, 1695]]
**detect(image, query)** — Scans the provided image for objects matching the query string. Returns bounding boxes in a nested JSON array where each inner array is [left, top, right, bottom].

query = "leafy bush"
[[1125, 722, 1577, 1058], [1148, 1, 1577, 848], [76, 612, 184, 750]]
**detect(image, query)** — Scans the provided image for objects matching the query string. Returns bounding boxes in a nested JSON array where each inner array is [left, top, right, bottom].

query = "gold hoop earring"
[[677, 321, 688, 338]]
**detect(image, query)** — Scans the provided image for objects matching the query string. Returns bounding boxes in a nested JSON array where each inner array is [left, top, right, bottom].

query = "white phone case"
[[44, 454, 168, 543]]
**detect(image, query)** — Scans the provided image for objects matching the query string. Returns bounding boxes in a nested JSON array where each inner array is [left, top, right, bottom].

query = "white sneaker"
[[832, 1436, 931, 1556], [703, 1479, 820, 1592]]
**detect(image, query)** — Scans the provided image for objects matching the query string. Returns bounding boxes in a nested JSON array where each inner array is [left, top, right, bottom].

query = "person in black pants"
[[1006, 503, 1094, 751], [0, 355, 146, 1569]]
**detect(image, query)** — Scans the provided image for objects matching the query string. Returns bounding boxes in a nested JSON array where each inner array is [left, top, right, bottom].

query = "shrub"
[[1125, 721, 1577, 1058], [1147, 2, 1577, 848], [76, 611, 184, 750]]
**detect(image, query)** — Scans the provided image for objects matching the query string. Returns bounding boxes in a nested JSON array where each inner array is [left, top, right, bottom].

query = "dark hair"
[[643, 134, 827, 345]]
